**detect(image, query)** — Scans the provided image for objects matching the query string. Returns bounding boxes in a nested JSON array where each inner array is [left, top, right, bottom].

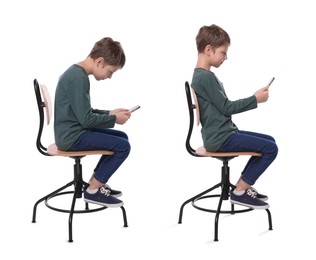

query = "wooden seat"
[[47, 143, 114, 157], [32, 79, 128, 242], [178, 81, 272, 241], [196, 146, 261, 157]]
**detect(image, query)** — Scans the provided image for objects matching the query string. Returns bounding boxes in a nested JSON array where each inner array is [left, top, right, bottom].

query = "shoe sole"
[[84, 199, 124, 208], [258, 197, 268, 201], [230, 199, 269, 209]]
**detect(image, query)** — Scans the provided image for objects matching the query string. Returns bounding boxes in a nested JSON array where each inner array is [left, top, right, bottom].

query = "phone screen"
[[129, 105, 140, 112], [268, 77, 275, 86]]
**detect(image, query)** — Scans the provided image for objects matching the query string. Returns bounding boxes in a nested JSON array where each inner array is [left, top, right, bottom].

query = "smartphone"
[[129, 105, 141, 112], [267, 77, 275, 86]]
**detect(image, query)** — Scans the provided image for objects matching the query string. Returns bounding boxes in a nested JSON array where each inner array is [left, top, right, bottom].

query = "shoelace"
[[100, 186, 111, 196], [246, 188, 257, 198], [103, 184, 113, 194], [104, 183, 112, 190], [250, 187, 258, 196]]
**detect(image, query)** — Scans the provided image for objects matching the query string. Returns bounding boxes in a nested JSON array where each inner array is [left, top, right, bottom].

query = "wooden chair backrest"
[[39, 84, 52, 125], [191, 87, 200, 126]]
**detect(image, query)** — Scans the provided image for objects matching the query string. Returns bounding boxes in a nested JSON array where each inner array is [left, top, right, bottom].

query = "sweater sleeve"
[[92, 109, 109, 115], [199, 74, 257, 116]]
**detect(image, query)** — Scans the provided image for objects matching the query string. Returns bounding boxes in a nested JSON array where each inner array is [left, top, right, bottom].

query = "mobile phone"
[[267, 77, 275, 86], [129, 105, 140, 112]]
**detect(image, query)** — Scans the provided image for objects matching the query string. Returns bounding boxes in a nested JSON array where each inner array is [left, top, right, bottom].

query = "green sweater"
[[191, 68, 257, 152], [54, 64, 116, 150]]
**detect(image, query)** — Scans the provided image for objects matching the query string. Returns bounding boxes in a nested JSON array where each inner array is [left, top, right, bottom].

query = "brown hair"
[[89, 37, 126, 68], [196, 25, 230, 53]]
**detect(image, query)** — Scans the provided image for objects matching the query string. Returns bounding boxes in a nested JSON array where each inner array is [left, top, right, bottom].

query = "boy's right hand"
[[254, 86, 269, 103], [110, 108, 131, 124]]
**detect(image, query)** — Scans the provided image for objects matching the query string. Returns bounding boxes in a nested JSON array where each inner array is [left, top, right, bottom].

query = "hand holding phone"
[[129, 105, 140, 112], [267, 77, 275, 86]]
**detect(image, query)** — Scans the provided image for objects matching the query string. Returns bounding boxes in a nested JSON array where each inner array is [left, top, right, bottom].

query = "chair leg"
[[213, 158, 231, 241], [266, 209, 273, 230], [68, 182, 83, 242], [120, 206, 128, 227], [32, 180, 75, 223], [178, 183, 222, 224], [213, 184, 228, 241]]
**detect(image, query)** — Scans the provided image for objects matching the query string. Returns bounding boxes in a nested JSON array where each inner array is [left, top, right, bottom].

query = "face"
[[207, 44, 229, 68], [93, 58, 121, 81]]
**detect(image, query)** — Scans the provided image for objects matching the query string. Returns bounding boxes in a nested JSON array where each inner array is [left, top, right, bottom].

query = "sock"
[[86, 188, 98, 194], [233, 189, 245, 196]]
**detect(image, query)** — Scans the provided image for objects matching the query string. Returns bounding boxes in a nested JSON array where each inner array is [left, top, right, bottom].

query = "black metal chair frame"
[[32, 79, 128, 242], [178, 81, 272, 241]]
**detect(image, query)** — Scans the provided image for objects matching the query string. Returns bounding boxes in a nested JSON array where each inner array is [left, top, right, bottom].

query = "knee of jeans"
[[271, 143, 278, 158], [126, 143, 131, 155], [121, 142, 131, 155]]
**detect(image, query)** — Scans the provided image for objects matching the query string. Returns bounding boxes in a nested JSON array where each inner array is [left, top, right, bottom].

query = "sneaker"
[[230, 188, 269, 209], [104, 183, 122, 198], [84, 186, 123, 207], [230, 186, 268, 201], [250, 187, 268, 201]]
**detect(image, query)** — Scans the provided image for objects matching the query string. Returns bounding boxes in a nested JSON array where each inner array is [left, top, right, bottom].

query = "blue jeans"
[[69, 128, 131, 184], [217, 130, 278, 186]]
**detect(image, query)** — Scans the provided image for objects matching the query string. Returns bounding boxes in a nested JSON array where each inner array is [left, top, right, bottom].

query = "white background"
[[1, 0, 314, 259]]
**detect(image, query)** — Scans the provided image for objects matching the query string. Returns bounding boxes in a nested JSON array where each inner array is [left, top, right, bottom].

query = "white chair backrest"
[[40, 84, 52, 125], [191, 88, 200, 126]]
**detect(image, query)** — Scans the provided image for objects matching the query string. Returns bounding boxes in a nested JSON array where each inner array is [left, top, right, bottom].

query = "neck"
[[195, 56, 211, 71], [77, 57, 93, 75]]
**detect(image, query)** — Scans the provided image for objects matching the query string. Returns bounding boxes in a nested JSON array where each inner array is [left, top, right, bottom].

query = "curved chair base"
[[45, 190, 109, 213], [32, 176, 128, 242], [44, 190, 128, 223], [46, 191, 128, 242], [178, 182, 273, 242], [192, 194, 253, 214]]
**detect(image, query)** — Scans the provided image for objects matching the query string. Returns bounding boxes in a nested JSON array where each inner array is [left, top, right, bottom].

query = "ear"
[[95, 57, 104, 67], [205, 45, 214, 55]]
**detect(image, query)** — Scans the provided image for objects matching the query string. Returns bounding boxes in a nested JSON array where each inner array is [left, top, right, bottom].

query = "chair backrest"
[[184, 81, 200, 156], [34, 79, 51, 156], [40, 83, 53, 125], [191, 86, 200, 126]]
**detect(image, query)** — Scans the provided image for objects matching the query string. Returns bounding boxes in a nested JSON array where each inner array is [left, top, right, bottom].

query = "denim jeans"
[[69, 128, 131, 184], [217, 130, 278, 186]]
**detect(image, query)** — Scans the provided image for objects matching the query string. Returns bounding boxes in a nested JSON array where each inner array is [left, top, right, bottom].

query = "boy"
[[191, 25, 278, 209], [54, 37, 131, 207]]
